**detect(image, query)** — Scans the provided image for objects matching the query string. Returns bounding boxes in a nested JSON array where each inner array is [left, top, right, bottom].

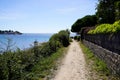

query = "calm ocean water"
[[0, 33, 53, 50]]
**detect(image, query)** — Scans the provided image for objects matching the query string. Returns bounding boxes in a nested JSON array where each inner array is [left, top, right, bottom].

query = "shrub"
[[113, 20, 120, 32], [88, 20, 120, 34], [74, 36, 80, 41], [50, 30, 70, 47], [58, 30, 70, 47], [39, 42, 52, 57], [49, 40, 62, 52]]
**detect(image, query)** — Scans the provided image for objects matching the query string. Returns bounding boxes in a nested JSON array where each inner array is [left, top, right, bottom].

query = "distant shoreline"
[[0, 30, 22, 35]]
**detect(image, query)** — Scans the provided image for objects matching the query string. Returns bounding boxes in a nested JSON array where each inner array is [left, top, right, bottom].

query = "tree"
[[115, 1, 120, 21], [96, 0, 120, 24], [71, 15, 97, 33]]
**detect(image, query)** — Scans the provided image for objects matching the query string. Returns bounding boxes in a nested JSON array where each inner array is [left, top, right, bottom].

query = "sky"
[[0, 0, 97, 33]]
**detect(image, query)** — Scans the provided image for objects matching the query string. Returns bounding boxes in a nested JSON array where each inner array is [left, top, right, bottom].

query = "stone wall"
[[83, 40, 120, 75], [83, 33, 120, 54]]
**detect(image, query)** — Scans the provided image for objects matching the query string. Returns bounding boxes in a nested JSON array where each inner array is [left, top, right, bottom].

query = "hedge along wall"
[[83, 33, 120, 75]]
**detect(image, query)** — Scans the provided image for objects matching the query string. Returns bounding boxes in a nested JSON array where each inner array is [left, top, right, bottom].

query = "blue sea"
[[0, 33, 53, 50]]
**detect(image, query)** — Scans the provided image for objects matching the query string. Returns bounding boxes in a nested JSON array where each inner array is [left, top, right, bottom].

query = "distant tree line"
[[0, 30, 22, 34], [71, 0, 120, 34]]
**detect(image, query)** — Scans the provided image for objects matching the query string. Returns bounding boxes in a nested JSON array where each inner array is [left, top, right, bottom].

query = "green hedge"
[[88, 20, 120, 34]]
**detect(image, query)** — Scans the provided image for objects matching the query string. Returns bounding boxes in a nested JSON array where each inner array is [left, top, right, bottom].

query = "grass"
[[80, 42, 120, 80], [30, 47, 67, 80]]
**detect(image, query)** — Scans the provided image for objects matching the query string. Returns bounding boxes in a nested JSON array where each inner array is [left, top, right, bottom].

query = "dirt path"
[[52, 40, 89, 80]]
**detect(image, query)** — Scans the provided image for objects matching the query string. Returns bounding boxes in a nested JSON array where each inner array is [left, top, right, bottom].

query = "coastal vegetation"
[[0, 30, 70, 80], [88, 20, 120, 34]]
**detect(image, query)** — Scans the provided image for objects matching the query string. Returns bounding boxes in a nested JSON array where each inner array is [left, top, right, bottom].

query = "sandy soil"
[[52, 40, 89, 80]]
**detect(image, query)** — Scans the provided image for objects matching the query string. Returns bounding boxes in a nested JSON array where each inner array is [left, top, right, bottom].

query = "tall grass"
[[80, 42, 110, 79], [80, 42, 120, 79], [31, 48, 67, 80]]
